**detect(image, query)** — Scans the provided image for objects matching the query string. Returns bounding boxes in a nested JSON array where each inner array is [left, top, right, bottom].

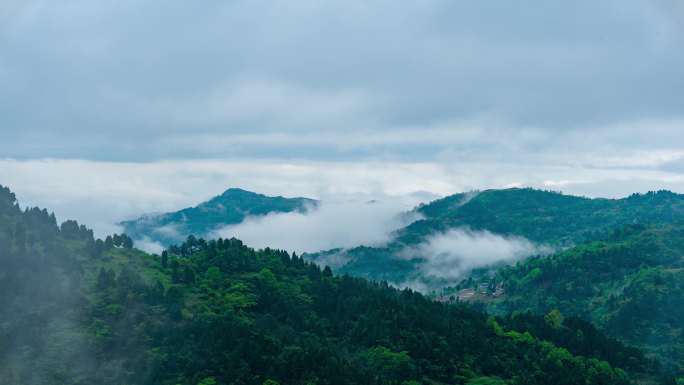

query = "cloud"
[[400, 229, 550, 283], [134, 236, 165, 255], [1, 1, 683, 163], [151, 223, 183, 239], [0, 158, 458, 238], [3, 2, 684, 237], [212, 198, 423, 254], [5, 158, 684, 240]]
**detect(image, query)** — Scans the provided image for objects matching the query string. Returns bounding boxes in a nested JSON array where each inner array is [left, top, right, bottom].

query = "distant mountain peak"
[[120, 188, 317, 246], [220, 187, 258, 196]]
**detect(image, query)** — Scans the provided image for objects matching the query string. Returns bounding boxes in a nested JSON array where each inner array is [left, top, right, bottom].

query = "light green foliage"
[[204, 266, 222, 287], [487, 316, 504, 336], [360, 346, 413, 380], [522, 267, 542, 285], [198, 377, 217, 385], [492, 223, 684, 372], [544, 309, 564, 329], [504, 330, 536, 345]]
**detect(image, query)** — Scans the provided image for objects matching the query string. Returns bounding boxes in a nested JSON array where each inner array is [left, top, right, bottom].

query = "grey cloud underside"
[[2, 0, 684, 162]]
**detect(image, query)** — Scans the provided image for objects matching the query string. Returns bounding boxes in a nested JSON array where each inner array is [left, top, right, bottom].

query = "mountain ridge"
[[0, 183, 661, 384], [120, 187, 318, 246], [308, 188, 684, 289]]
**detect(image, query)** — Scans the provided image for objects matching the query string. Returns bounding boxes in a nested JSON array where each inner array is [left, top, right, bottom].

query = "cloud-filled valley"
[[211, 199, 419, 254]]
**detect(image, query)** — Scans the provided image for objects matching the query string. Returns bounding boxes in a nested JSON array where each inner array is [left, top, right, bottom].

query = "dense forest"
[[307, 189, 684, 287], [485, 223, 684, 373], [406, 189, 684, 246], [120, 188, 317, 246], [1, 184, 675, 384]]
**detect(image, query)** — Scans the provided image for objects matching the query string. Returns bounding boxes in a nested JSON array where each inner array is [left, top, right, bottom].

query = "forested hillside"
[[308, 189, 684, 287], [406, 189, 684, 245], [485, 224, 684, 373], [0, 185, 669, 385], [120, 188, 317, 246], [0, 185, 136, 383]]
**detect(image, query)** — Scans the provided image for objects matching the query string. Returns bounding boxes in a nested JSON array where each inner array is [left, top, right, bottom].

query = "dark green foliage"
[[408, 188, 684, 246], [500, 311, 655, 374], [0, 184, 651, 385], [120, 188, 317, 246], [110, 233, 134, 248], [105, 236, 635, 385], [60, 219, 94, 240], [0, 186, 101, 384], [0, 184, 162, 384], [490, 224, 684, 372]]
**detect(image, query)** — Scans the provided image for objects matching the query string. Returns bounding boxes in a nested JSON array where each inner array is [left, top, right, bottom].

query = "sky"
[[2, 0, 684, 238]]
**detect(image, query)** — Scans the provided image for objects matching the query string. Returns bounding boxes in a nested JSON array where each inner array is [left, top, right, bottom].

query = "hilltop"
[[120, 188, 317, 246]]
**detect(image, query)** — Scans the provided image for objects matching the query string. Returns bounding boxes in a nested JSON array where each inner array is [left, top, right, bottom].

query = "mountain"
[[120, 188, 317, 246], [402, 188, 684, 246], [479, 223, 684, 373], [308, 188, 684, 288], [0, 184, 668, 385]]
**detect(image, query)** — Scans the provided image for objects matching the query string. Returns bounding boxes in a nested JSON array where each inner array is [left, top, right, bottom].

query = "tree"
[[544, 309, 564, 329], [359, 346, 414, 384], [60, 220, 81, 239], [112, 234, 122, 247], [104, 235, 114, 249], [121, 234, 134, 249], [161, 250, 168, 268], [170, 258, 181, 283]]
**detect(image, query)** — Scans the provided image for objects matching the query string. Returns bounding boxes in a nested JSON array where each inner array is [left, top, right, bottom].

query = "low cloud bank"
[[399, 228, 550, 286], [213, 198, 422, 254], [5, 158, 684, 246], [134, 236, 165, 255]]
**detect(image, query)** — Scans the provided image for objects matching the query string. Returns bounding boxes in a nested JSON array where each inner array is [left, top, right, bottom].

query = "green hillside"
[[482, 224, 684, 373], [405, 188, 684, 246], [309, 189, 684, 287], [120, 188, 317, 246], [0, 185, 666, 385]]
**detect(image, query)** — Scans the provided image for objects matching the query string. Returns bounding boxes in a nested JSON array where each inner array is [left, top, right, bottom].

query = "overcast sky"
[[2, 1, 684, 235]]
